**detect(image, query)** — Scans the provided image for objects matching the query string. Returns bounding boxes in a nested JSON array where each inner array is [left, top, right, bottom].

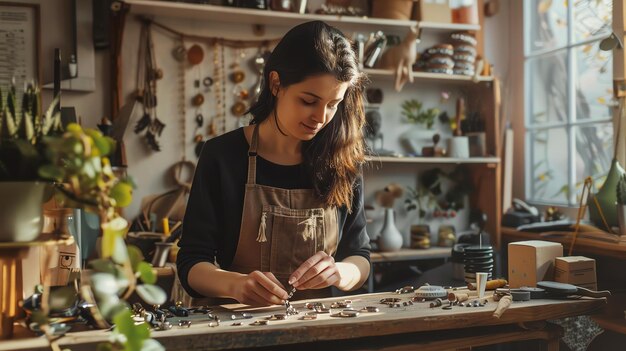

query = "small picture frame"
[[0, 2, 41, 87]]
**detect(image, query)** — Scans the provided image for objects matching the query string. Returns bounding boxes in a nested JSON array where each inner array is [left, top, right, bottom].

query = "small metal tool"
[[231, 313, 253, 320]]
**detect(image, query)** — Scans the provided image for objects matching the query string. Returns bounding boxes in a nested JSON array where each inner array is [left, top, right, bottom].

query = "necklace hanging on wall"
[[229, 48, 249, 121], [175, 38, 188, 162], [134, 20, 165, 152], [207, 39, 227, 141]]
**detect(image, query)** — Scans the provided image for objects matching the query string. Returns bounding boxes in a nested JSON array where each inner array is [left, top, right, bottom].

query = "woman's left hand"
[[289, 251, 341, 290]]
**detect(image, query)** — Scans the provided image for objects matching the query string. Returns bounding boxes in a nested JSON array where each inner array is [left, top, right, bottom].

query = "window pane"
[[527, 50, 568, 125], [573, 0, 612, 44], [574, 41, 613, 121], [574, 123, 613, 194], [528, 128, 569, 204], [526, 0, 567, 54]]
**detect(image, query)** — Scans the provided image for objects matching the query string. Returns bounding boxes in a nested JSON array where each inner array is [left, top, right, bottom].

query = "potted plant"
[[38, 123, 166, 351], [0, 81, 61, 242], [617, 173, 626, 236], [400, 98, 441, 156], [401, 98, 439, 129], [404, 185, 437, 249]]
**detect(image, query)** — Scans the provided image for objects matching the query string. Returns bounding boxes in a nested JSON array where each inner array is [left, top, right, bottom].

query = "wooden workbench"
[[0, 291, 605, 351]]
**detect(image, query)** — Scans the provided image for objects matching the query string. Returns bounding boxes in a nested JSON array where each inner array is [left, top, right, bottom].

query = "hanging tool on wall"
[[134, 18, 166, 152]]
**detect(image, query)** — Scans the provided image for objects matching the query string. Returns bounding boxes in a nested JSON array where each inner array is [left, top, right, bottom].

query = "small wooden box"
[[555, 256, 597, 290], [417, 0, 451, 23]]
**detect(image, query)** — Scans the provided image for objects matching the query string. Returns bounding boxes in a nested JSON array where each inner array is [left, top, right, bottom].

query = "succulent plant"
[[0, 81, 61, 181]]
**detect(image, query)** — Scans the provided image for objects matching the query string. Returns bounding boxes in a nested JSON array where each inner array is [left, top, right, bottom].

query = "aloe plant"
[[0, 81, 61, 180], [617, 174, 626, 206]]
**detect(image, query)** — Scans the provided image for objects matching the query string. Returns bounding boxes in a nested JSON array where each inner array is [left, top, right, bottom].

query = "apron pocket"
[[263, 205, 325, 277]]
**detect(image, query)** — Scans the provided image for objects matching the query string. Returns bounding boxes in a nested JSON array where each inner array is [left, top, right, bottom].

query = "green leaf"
[[135, 284, 166, 306], [127, 245, 145, 272], [102, 217, 129, 259], [110, 182, 133, 208], [113, 309, 150, 351], [38, 164, 65, 181], [112, 234, 129, 265], [96, 343, 114, 351], [89, 259, 117, 275], [91, 272, 120, 296], [136, 262, 156, 285], [141, 339, 165, 351]]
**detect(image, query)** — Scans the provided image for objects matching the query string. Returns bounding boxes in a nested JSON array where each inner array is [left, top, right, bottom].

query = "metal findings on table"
[[250, 320, 269, 326], [379, 297, 401, 305], [301, 313, 318, 320], [330, 300, 352, 309], [231, 313, 253, 320], [330, 309, 360, 318], [360, 306, 380, 313], [267, 314, 287, 321], [178, 320, 192, 328], [395, 286, 416, 294], [430, 298, 443, 308]]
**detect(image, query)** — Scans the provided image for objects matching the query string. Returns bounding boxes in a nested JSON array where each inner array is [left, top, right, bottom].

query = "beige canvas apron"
[[229, 124, 339, 301]]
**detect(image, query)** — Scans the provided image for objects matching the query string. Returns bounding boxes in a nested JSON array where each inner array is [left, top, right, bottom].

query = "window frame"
[[522, 0, 615, 207]]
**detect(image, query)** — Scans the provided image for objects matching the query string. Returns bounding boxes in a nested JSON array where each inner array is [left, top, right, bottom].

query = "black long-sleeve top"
[[177, 128, 371, 297]]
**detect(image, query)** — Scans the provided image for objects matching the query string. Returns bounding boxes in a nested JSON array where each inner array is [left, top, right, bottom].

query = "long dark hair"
[[248, 21, 367, 211]]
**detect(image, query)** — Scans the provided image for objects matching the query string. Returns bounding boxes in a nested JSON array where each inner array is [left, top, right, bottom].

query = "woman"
[[177, 20, 371, 306]]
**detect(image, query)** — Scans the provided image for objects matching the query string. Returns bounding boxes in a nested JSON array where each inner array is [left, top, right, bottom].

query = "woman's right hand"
[[231, 270, 289, 306]]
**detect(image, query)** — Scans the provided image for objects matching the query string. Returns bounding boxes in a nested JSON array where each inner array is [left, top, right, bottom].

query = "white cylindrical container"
[[448, 136, 470, 158]]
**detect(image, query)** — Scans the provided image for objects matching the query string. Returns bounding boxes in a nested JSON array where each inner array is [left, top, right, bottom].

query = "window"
[[524, 0, 614, 206]]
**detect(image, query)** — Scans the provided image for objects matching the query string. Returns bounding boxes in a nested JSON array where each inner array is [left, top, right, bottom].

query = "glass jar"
[[450, 0, 479, 25]]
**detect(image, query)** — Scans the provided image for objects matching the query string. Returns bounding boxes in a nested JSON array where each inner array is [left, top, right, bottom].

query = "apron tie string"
[[256, 211, 268, 243], [298, 215, 316, 241]]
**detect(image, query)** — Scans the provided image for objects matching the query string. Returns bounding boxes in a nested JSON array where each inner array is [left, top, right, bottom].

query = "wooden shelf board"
[[419, 21, 480, 32], [126, 1, 480, 35], [365, 69, 494, 84], [366, 155, 500, 165]]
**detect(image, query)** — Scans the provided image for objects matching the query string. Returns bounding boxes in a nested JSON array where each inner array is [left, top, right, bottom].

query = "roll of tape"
[[519, 286, 546, 299], [510, 290, 531, 301]]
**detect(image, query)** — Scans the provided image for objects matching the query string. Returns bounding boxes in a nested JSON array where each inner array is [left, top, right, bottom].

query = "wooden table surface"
[[0, 290, 606, 351]]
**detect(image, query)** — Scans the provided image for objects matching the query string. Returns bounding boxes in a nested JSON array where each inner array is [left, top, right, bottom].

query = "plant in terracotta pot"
[[617, 173, 626, 235], [37, 123, 166, 351], [0, 81, 61, 242]]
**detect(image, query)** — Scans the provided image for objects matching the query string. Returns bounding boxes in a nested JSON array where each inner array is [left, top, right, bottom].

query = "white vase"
[[378, 208, 403, 251]]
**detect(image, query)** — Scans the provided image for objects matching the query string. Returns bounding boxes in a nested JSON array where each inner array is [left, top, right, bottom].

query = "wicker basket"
[[370, 0, 416, 20]]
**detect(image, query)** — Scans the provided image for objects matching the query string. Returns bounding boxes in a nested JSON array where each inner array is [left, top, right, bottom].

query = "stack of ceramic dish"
[[463, 245, 494, 283], [416, 44, 455, 75], [450, 31, 477, 76]]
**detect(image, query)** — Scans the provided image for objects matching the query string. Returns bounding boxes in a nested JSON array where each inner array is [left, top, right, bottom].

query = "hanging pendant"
[[230, 70, 245, 84], [192, 93, 205, 107], [195, 113, 204, 127], [231, 101, 248, 116]]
